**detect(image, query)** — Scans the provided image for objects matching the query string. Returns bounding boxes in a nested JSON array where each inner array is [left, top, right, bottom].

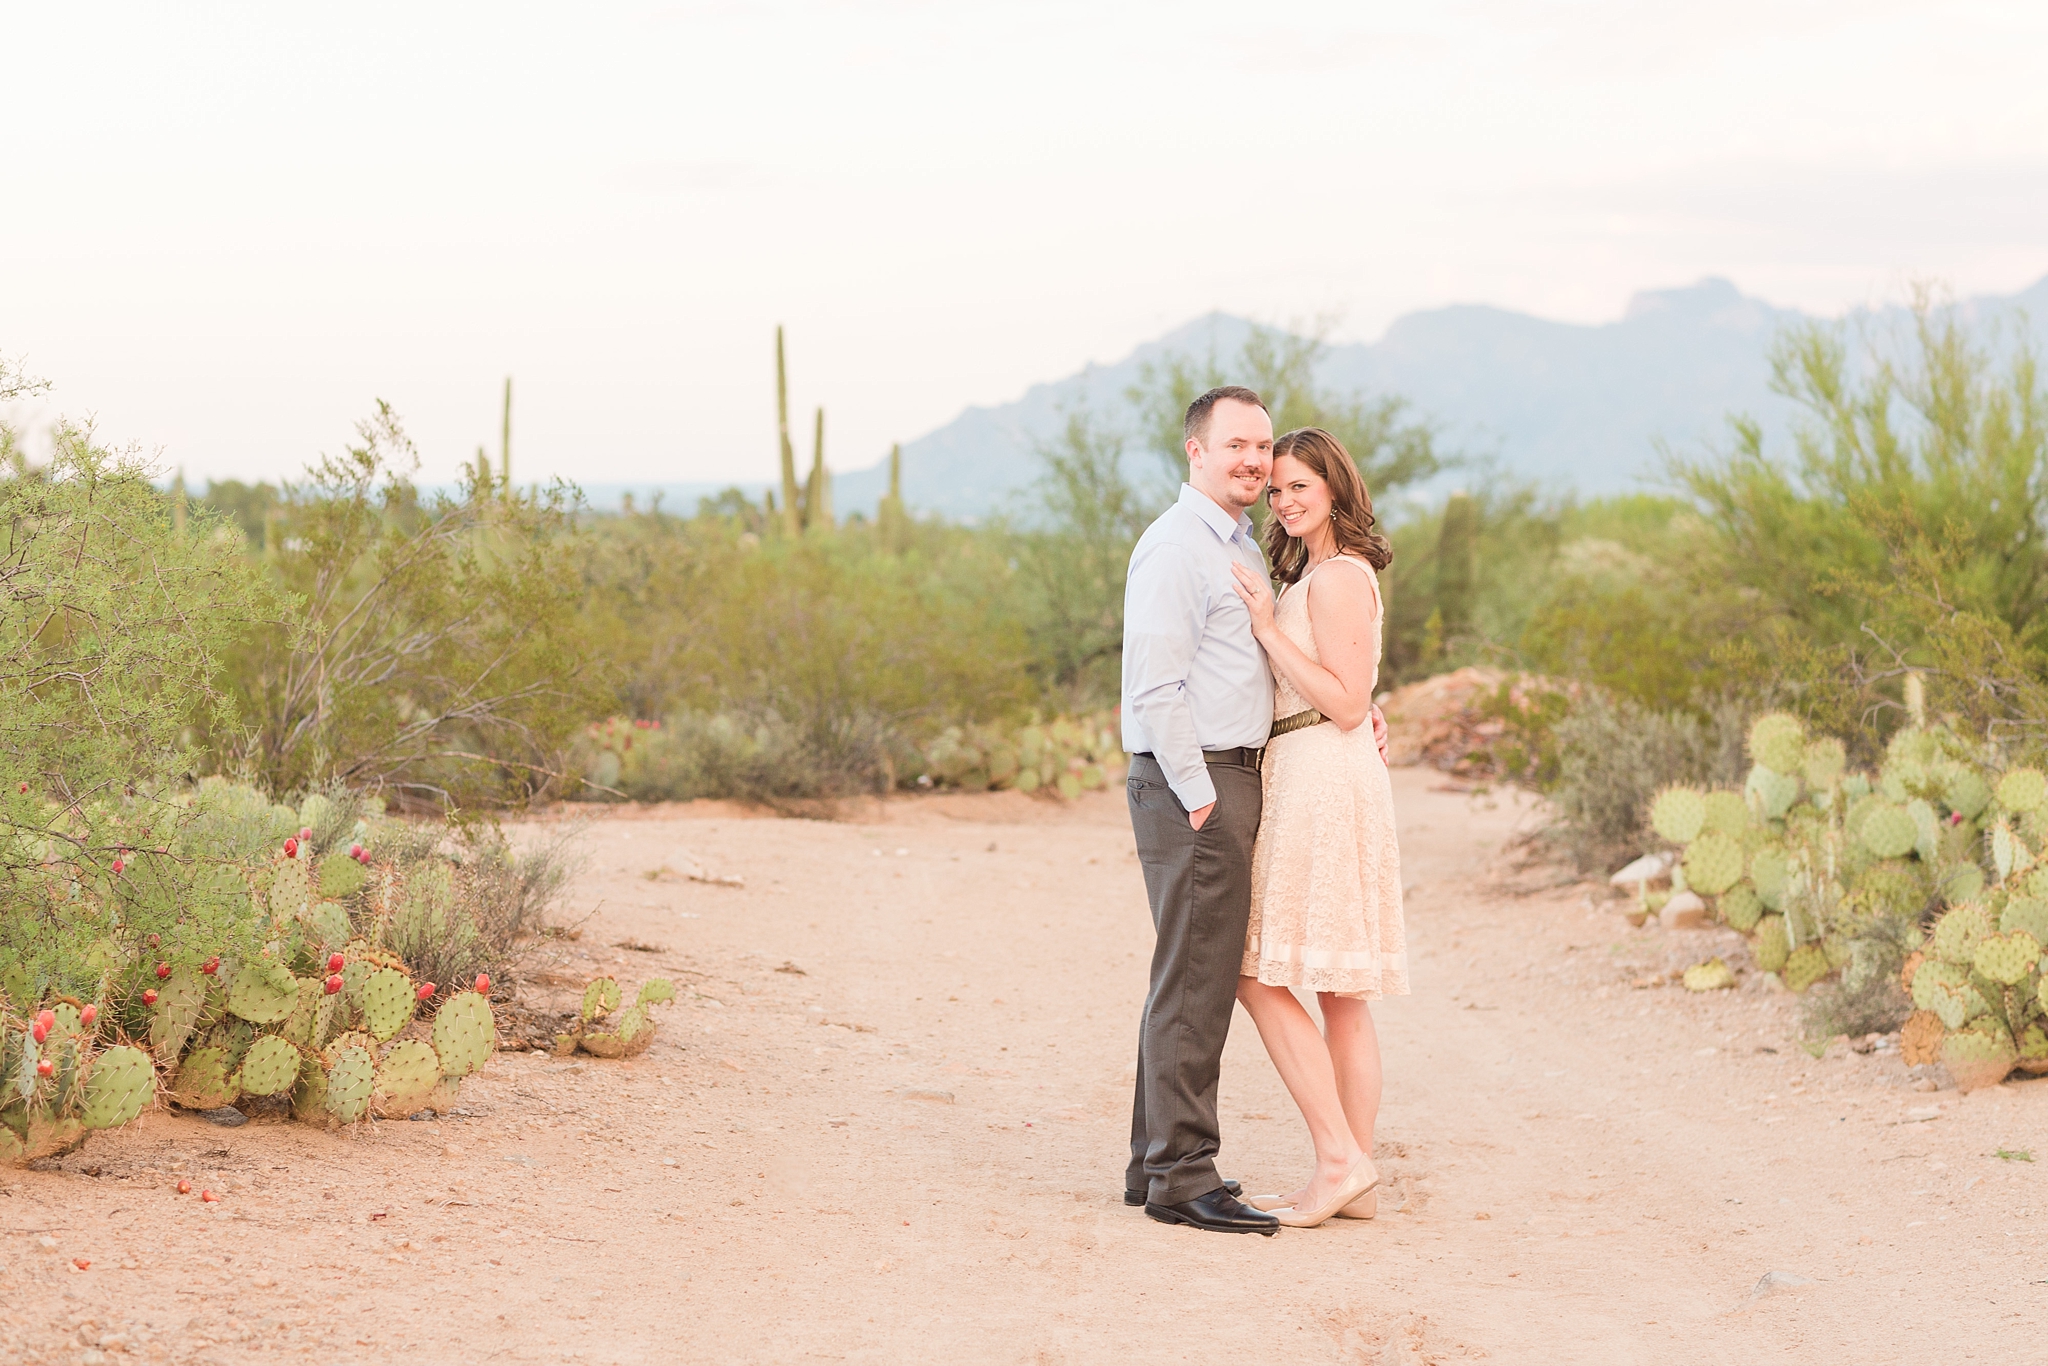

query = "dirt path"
[[6, 769, 2046, 1364]]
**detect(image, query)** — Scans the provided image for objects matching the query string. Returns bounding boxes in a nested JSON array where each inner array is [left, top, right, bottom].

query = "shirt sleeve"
[[1123, 539, 1216, 811]]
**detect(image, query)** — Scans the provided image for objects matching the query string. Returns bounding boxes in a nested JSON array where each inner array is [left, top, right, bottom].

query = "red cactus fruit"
[[324, 974, 343, 995], [16, 782, 25, 792], [355, 847, 370, 864], [300, 826, 313, 842], [201, 957, 219, 976], [176, 1179, 191, 1194], [328, 952, 345, 973], [112, 858, 125, 874], [474, 973, 490, 993], [143, 989, 159, 1006], [416, 982, 436, 1001], [80, 1004, 96, 1027], [200, 1190, 218, 1203], [155, 962, 171, 979], [37, 1008, 55, 1030], [283, 837, 298, 858], [36, 1058, 53, 1077], [349, 843, 363, 859]]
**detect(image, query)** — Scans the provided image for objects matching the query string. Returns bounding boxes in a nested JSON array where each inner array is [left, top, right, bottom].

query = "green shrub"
[[1539, 691, 1751, 873]]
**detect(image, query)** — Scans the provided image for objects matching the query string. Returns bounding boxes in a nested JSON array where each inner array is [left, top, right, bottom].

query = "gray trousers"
[[1125, 751, 1263, 1205]]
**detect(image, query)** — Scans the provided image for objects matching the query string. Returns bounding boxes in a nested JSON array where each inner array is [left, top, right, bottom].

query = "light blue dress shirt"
[[1120, 484, 1276, 811]]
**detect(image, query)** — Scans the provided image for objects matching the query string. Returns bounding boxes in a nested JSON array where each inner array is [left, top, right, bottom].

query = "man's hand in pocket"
[[1189, 801, 1215, 831]]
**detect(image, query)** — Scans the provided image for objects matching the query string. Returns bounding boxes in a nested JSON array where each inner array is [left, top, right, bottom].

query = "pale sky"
[[5, 1, 2045, 489]]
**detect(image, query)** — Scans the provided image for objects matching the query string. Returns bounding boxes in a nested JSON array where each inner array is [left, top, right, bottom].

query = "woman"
[[1226, 426, 1408, 1229]]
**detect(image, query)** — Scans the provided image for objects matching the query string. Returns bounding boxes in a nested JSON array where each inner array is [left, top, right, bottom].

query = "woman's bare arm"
[[1228, 559, 1378, 732]]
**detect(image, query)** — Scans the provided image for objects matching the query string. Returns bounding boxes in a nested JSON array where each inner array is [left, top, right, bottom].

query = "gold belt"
[[1270, 708, 1327, 738]]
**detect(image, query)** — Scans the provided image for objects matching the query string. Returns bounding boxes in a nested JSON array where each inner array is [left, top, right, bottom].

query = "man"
[[1120, 386, 1282, 1236]]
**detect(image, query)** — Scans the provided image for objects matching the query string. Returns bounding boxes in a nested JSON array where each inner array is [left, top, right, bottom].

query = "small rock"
[[36, 1235, 56, 1249], [904, 1089, 954, 1104], [720, 1058, 745, 1073], [1608, 852, 1672, 888], [1746, 1270, 1814, 1302], [441, 1145, 462, 1158], [1659, 891, 1709, 930], [408, 1109, 437, 1122], [199, 1107, 248, 1128]]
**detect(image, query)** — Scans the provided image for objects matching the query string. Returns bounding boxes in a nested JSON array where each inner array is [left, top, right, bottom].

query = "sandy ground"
[[5, 767, 2047, 1364]]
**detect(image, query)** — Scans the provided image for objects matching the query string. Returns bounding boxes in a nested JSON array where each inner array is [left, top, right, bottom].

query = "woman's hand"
[[1228, 561, 1278, 640]]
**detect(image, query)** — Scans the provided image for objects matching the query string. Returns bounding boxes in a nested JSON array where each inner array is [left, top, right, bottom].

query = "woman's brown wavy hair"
[[1262, 427, 1394, 584]]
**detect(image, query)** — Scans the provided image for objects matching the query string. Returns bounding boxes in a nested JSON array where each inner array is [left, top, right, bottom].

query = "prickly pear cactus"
[[1783, 943, 1831, 992], [1996, 768, 2048, 814], [1718, 884, 1764, 932], [582, 976, 622, 1021], [323, 1044, 375, 1124], [354, 968, 416, 1042], [1860, 805, 1919, 859], [279, 977, 323, 1046], [635, 979, 676, 1006], [149, 966, 207, 1064], [1701, 791, 1750, 837], [1941, 1025, 2016, 1092], [1650, 787, 1707, 845], [1973, 931, 2041, 986], [1682, 959, 1735, 992], [1912, 959, 1983, 1030], [239, 1035, 302, 1097], [2000, 896, 2048, 943], [1930, 903, 1995, 964], [372, 1040, 441, 1117], [317, 852, 368, 900], [430, 991, 495, 1078], [1899, 1010, 1944, 1067], [79, 1045, 155, 1130], [268, 855, 312, 920], [1753, 915, 1790, 974], [228, 959, 300, 1025], [1749, 846, 1789, 909], [1682, 833, 1744, 897], [306, 900, 352, 950], [1801, 737, 1846, 790], [169, 1047, 241, 1110], [1747, 713, 1806, 775], [1745, 765, 1800, 820]]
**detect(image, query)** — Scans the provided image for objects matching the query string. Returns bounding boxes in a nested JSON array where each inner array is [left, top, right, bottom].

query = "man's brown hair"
[[1182, 385, 1268, 445]]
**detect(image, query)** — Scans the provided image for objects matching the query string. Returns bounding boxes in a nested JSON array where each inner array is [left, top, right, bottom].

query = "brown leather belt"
[[1132, 747, 1265, 772], [1269, 708, 1327, 738]]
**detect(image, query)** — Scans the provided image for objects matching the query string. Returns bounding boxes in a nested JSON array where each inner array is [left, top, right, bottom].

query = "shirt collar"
[[1178, 483, 1254, 545]]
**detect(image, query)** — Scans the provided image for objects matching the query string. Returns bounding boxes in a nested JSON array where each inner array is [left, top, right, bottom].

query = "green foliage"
[[1538, 692, 1751, 872], [214, 404, 605, 808]]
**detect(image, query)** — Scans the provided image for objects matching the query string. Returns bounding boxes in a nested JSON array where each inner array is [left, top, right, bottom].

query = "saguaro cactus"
[[776, 327, 802, 537], [805, 406, 832, 530], [500, 376, 513, 497]]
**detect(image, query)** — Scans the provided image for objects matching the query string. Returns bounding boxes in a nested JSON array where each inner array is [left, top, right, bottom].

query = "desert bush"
[[1540, 691, 1752, 873], [571, 710, 899, 805], [212, 404, 605, 810]]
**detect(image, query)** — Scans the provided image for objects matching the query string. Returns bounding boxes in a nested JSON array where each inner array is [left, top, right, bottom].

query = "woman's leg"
[[1318, 994, 1383, 1160], [1236, 977, 1366, 1209]]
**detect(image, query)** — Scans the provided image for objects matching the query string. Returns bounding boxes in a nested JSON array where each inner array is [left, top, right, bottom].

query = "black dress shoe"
[[1144, 1188, 1279, 1236], [1125, 1178, 1239, 1207]]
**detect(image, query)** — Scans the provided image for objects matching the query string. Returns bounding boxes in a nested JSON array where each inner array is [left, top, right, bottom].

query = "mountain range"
[[586, 273, 2048, 521]]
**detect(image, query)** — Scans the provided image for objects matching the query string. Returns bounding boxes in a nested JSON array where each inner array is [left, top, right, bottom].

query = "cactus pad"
[[1997, 768, 2048, 814], [1912, 959, 1982, 1030], [1783, 943, 1831, 992], [1649, 786, 1707, 844], [1682, 958, 1736, 992], [1930, 903, 1995, 964], [279, 976, 322, 1046], [1943, 767, 1991, 819], [579, 1003, 655, 1058], [239, 1035, 302, 1097], [148, 966, 206, 1064], [1941, 1025, 2016, 1092], [229, 959, 300, 1025], [170, 1047, 241, 1110], [1750, 845, 1789, 909], [1753, 915, 1790, 974], [324, 1045, 375, 1123], [308, 900, 351, 949], [79, 1045, 155, 1130], [1719, 883, 1764, 932], [431, 992, 496, 1078], [635, 979, 676, 1006], [355, 967, 416, 1042], [291, 1053, 329, 1123], [1859, 805, 1919, 859], [1745, 765, 1801, 820], [1747, 713, 1807, 775], [1683, 832, 1745, 897], [1899, 1010, 1944, 1067], [1701, 791, 1751, 836], [318, 852, 367, 900], [268, 856, 311, 920], [311, 990, 343, 1049], [1997, 896, 2048, 943], [373, 1040, 442, 1116], [1974, 930, 2042, 986], [1801, 737, 1847, 790], [581, 976, 622, 1022]]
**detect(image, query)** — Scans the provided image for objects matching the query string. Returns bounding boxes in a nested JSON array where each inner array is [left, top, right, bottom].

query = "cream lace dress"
[[1242, 555, 1409, 999]]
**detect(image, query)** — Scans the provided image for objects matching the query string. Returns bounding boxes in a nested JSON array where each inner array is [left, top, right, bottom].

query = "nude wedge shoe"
[[1270, 1157, 1378, 1229]]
